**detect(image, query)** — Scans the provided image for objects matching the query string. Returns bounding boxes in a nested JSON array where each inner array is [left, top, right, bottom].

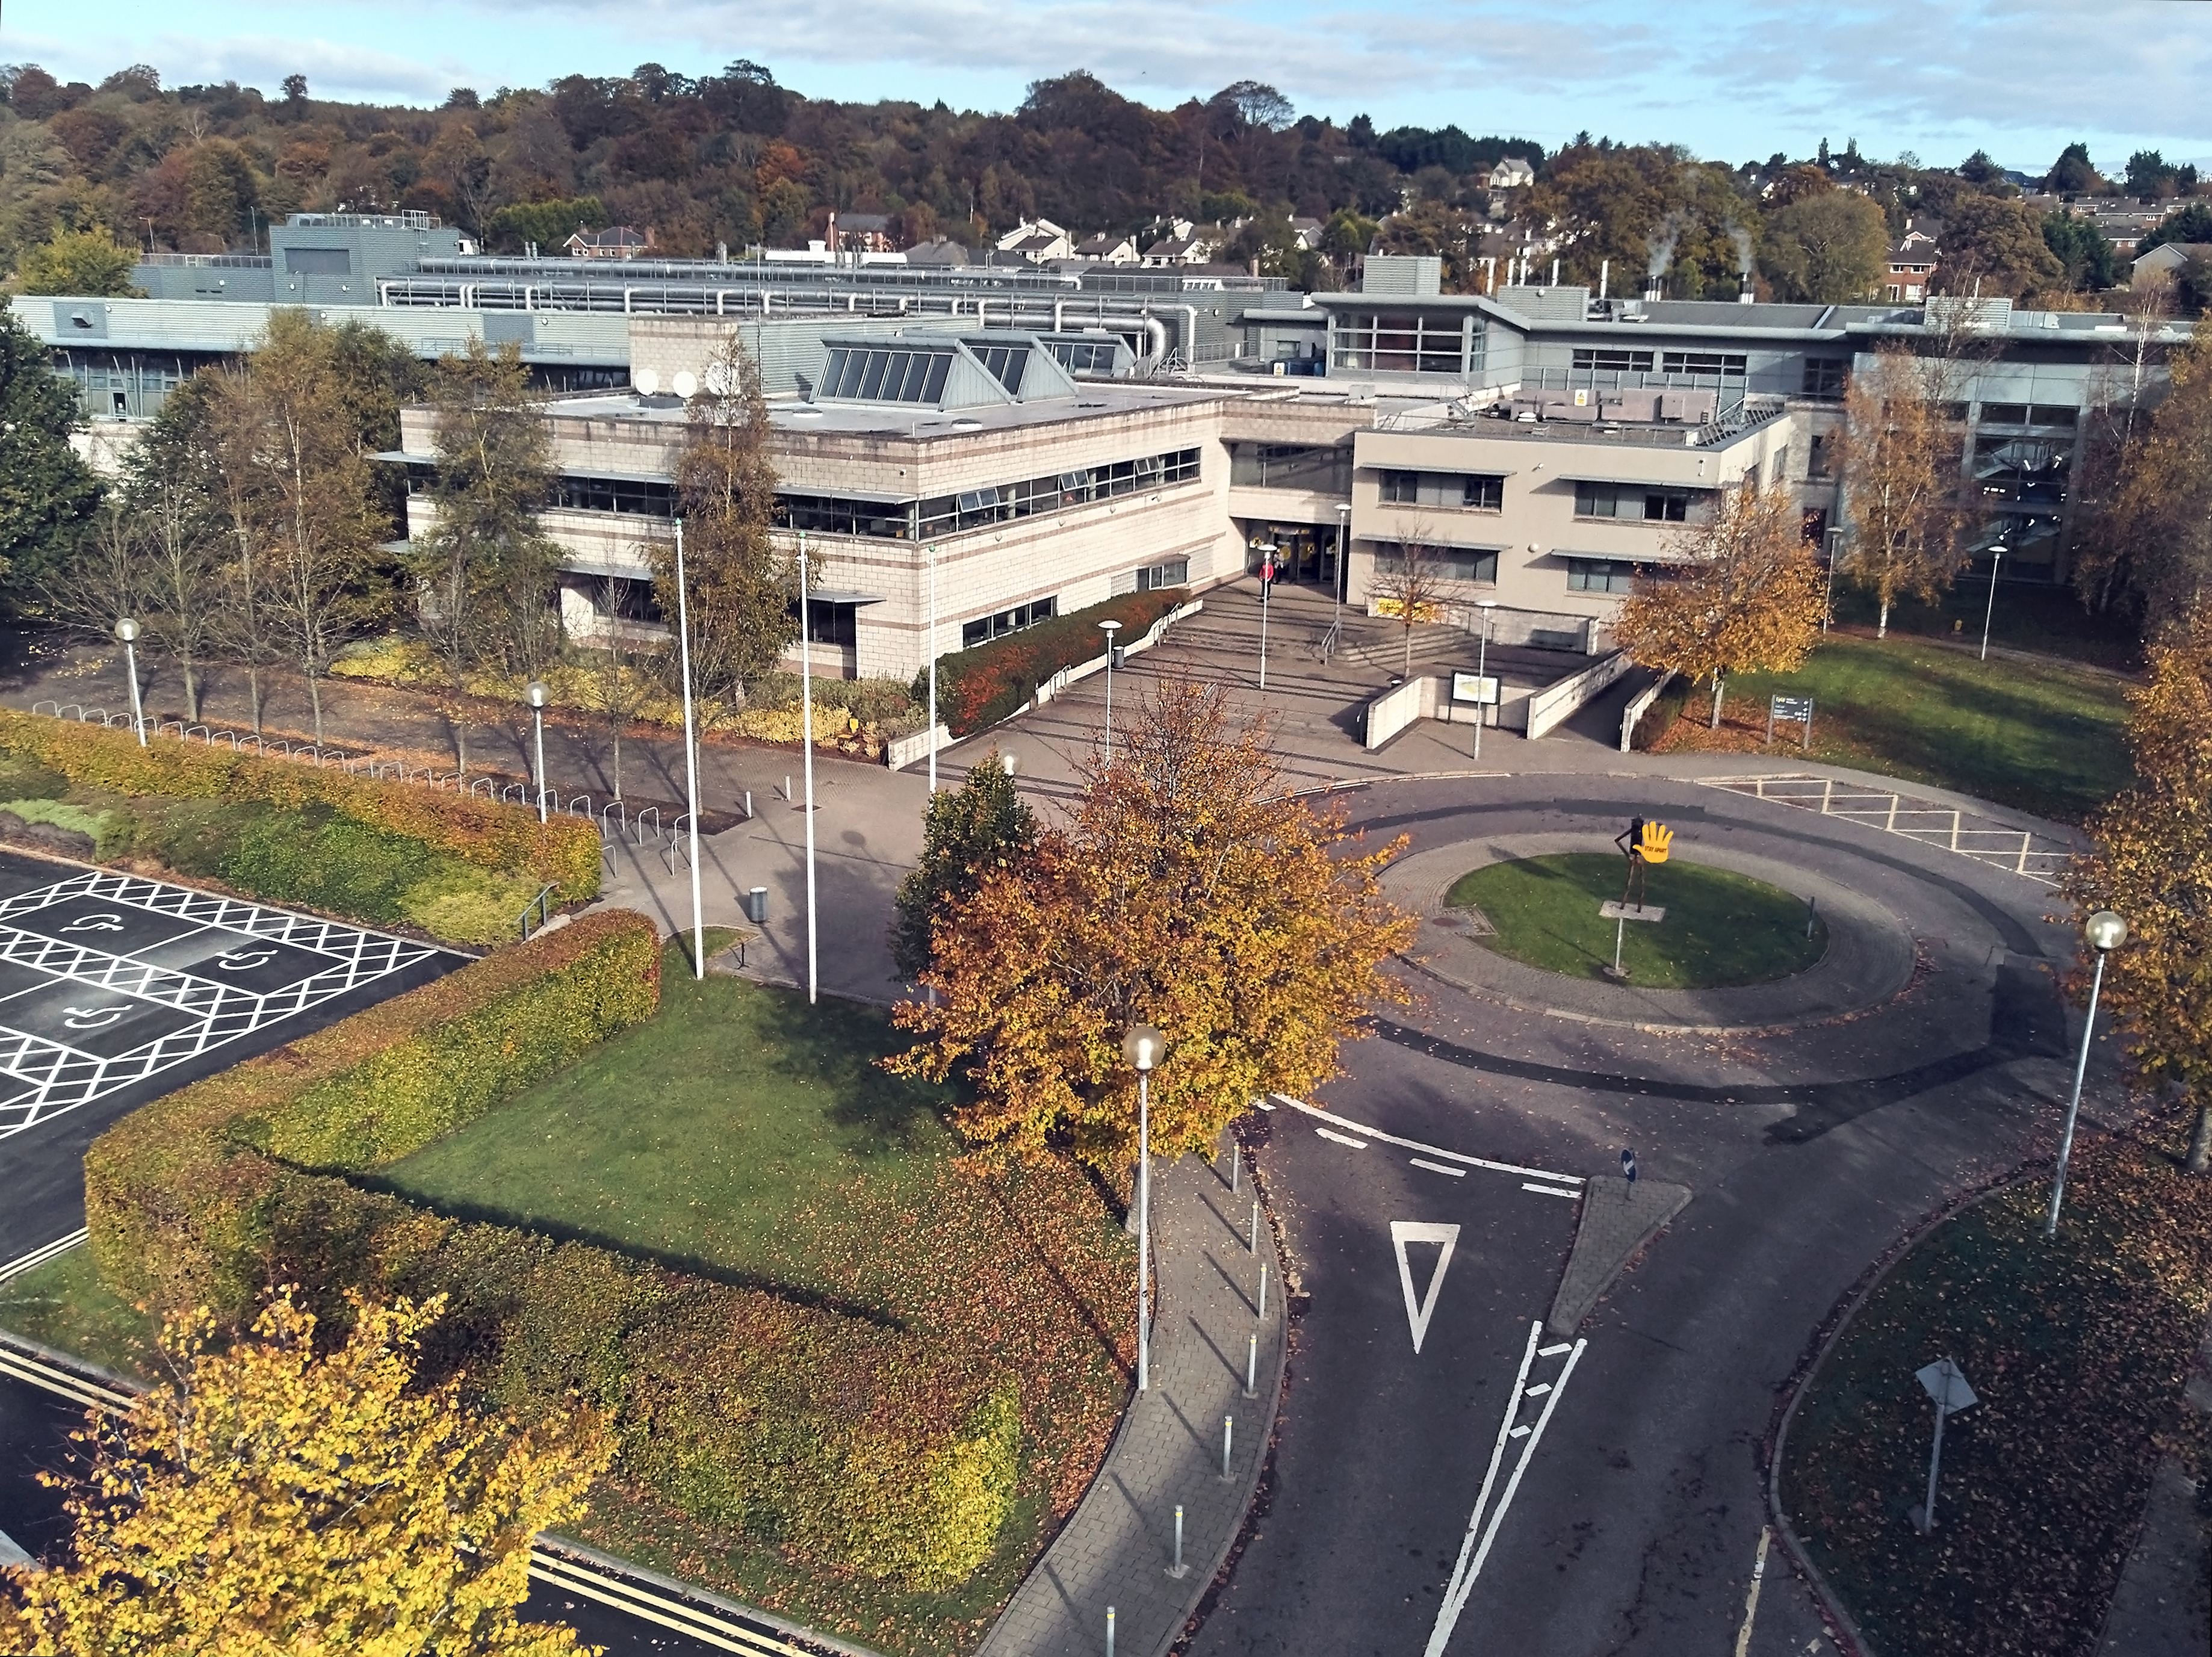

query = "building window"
[[1808, 433, 1832, 479], [1372, 542, 1499, 584], [961, 596, 1057, 649], [1660, 351, 1747, 379], [1977, 402, 2030, 426], [554, 475, 677, 517], [1571, 347, 1655, 373], [1573, 482, 1694, 521], [820, 345, 956, 404], [1047, 338, 1121, 375], [1801, 358, 1848, 399], [1566, 558, 1638, 594], [2028, 404, 2078, 429], [1330, 311, 1475, 375], [1378, 469, 1506, 510], [1133, 558, 1189, 592], [802, 599, 859, 648], [1229, 442, 1352, 493]]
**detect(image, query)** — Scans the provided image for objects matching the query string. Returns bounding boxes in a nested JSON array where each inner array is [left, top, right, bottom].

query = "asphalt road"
[[1187, 775, 2083, 1657]]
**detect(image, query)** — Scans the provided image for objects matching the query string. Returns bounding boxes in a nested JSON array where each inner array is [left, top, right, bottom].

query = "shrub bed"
[[926, 589, 1188, 736], [79, 909, 1015, 1593], [0, 710, 599, 900]]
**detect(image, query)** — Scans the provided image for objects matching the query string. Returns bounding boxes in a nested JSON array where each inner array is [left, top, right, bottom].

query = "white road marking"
[[1316, 1127, 1368, 1149], [1428, 1324, 1590, 1656], [1252, 1098, 1275, 1110], [1732, 1525, 1772, 1657], [1524, 1383, 1551, 1397], [1522, 1183, 1579, 1199], [1268, 1094, 1584, 1189], [0, 1227, 87, 1283], [1410, 1157, 1467, 1177], [1538, 1342, 1572, 1357], [1390, 1221, 1461, 1355]]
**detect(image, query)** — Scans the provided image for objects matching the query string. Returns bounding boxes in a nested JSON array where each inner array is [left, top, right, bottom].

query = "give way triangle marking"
[[1392, 1221, 1461, 1355]]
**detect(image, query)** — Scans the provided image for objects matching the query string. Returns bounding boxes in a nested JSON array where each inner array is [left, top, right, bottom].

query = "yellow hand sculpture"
[[1638, 822, 1673, 864]]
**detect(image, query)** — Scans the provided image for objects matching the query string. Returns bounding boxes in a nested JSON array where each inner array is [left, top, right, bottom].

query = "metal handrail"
[[518, 884, 559, 939]]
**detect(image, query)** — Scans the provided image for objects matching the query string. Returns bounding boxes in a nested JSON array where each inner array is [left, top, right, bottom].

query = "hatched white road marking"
[[1390, 1221, 1461, 1355]]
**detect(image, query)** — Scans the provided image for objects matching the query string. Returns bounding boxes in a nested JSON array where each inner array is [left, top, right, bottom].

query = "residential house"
[[2132, 241, 2212, 286], [1073, 232, 1141, 264], [1289, 217, 1327, 252], [1487, 156, 1537, 190], [1885, 219, 1940, 302], [995, 218, 1073, 262], [566, 227, 654, 259], [1142, 221, 1219, 266]]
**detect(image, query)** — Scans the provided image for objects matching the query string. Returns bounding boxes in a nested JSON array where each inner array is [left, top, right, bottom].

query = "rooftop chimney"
[[1738, 271, 1755, 305], [1643, 273, 1663, 303]]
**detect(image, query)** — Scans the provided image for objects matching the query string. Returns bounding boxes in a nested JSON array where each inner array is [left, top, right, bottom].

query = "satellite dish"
[[633, 368, 661, 396], [671, 370, 698, 399]]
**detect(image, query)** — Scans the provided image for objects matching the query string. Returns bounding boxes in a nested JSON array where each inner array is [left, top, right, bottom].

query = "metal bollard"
[[1258, 1263, 1269, 1320], [784, 775, 792, 801], [1106, 1605, 1115, 1657], [1245, 1332, 1258, 1397], [744, 790, 752, 819], [1231, 1147, 1239, 1195], [1170, 1504, 1186, 1577], [1250, 1201, 1260, 1256], [1221, 1414, 1234, 1479]]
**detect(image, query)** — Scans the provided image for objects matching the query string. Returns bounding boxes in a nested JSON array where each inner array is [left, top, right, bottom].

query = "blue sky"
[[8, 0, 2208, 172]]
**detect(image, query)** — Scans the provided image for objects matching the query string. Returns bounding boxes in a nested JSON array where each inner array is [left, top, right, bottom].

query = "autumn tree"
[[0, 1287, 612, 1656], [14, 226, 142, 297], [1611, 481, 1826, 726], [410, 338, 559, 770], [0, 309, 102, 609], [888, 678, 1416, 1169], [1367, 540, 1451, 679], [2059, 604, 2212, 1171], [1836, 345, 1968, 636], [655, 332, 796, 717], [1761, 190, 1888, 303], [206, 311, 388, 742], [2102, 318, 2212, 630], [889, 752, 1036, 980]]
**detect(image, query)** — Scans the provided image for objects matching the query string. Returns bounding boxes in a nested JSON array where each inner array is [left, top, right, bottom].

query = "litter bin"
[[745, 887, 769, 924]]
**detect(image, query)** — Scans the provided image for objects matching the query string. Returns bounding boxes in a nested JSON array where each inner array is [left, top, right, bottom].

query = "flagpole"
[[927, 542, 939, 795], [673, 518, 705, 980]]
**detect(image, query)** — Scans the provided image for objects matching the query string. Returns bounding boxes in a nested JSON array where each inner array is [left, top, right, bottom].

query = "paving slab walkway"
[[1548, 1174, 1693, 1336], [978, 1154, 1285, 1657]]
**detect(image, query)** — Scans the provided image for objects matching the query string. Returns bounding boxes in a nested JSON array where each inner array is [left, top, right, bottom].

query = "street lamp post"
[[1823, 525, 1844, 634], [927, 542, 940, 795], [113, 618, 146, 747], [1098, 619, 1123, 764], [671, 521, 706, 980], [1473, 599, 1498, 760], [1123, 1023, 1166, 1393], [1329, 503, 1349, 659], [2047, 908, 2127, 1237], [799, 533, 819, 1005], [525, 680, 550, 823], [1256, 542, 1277, 691], [1978, 543, 2007, 663]]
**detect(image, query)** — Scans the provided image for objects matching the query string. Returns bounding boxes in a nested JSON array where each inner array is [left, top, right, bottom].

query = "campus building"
[[10, 228, 2199, 688]]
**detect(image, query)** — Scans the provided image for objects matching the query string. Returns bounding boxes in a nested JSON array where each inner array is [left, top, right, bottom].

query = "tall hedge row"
[[927, 589, 1189, 736], [79, 909, 1014, 1590], [0, 710, 599, 901]]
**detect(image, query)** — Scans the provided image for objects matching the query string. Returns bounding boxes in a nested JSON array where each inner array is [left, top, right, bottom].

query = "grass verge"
[[1781, 1110, 2212, 1657], [0, 1245, 158, 1381], [378, 945, 1133, 1656], [1647, 636, 2134, 822], [1445, 853, 1826, 988]]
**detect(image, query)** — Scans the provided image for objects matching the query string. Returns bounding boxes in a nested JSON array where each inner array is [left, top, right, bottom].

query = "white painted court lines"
[[1271, 1093, 1585, 1191], [1426, 1321, 1589, 1656]]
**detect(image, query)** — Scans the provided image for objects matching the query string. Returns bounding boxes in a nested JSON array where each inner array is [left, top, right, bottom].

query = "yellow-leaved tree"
[[888, 678, 1416, 1168], [1609, 480, 1826, 728], [1836, 344, 1967, 636], [2060, 603, 2212, 1172], [0, 1288, 612, 1657]]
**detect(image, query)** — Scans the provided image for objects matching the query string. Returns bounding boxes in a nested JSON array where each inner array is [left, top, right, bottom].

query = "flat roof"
[[547, 382, 1222, 438], [1371, 400, 1784, 452]]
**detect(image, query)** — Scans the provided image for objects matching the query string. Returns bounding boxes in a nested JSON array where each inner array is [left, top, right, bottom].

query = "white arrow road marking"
[[1390, 1221, 1460, 1355], [1427, 1320, 1590, 1657]]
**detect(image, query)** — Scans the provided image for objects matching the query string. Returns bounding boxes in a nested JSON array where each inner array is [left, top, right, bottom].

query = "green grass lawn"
[[0, 1244, 158, 1380], [1445, 853, 1826, 988], [378, 945, 1134, 1656], [1782, 1113, 2212, 1657], [1658, 636, 2136, 823], [1828, 580, 2142, 672]]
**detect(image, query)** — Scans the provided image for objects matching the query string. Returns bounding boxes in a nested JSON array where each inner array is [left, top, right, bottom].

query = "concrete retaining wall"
[[1526, 650, 1631, 740]]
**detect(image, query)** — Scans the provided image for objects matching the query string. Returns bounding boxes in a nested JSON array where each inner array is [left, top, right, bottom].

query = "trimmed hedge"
[[81, 909, 1015, 1591], [0, 710, 599, 902], [925, 589, 1188, 736]]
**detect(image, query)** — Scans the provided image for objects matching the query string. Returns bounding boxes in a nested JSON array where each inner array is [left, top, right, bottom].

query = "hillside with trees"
[[1, 60, 2201, 307]]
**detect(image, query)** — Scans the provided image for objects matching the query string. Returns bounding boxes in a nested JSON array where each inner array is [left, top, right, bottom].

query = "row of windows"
[[554, 477, 675, 516], [1372, 542, 1500, 584], [961, 596, 1056, 649], [914, 449, 1202, 539], [1573, 482, 1697, 522], [1979, 403, 2078, 429], [1378, 470, 1505, 510], [1113, 557, 1192, 596], [1565, 347, 1749, 380], [1228, 442, 1352, 494], [1566, 558, 1639, 594], [1331, 313, 1480, 375], [818, 345, 956, 404]]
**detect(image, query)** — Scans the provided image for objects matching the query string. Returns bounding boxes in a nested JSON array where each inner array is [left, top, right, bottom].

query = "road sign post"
[[1767, 695, 1814, 750], [1910, 1358, 1977, 1533], [1599, 901, 1666, 977]]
